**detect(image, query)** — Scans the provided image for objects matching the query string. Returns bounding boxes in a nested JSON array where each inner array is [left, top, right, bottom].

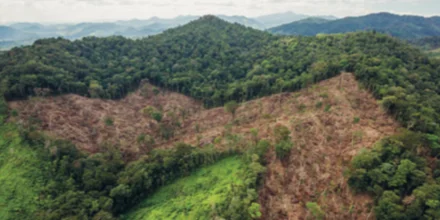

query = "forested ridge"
[[269, 12, 440, 39], [1, 15, 440, 219], [409, 36, 440, 59]]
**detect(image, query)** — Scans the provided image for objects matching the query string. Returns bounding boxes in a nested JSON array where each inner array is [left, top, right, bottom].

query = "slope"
[[0, 122, 50, 220], [9, 82, 204, 153], [7, 72, 401, 219], [2, 15, 440, 219], [270, 12, 440, 39], [0, 26, 38, 41], [122, 156, 244, 219], [254, 11, 337, 29], [409, 36, 440, 58]]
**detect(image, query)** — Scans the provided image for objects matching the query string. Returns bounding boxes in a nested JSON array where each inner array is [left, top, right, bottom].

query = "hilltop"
[[270, 12, 440, 39], [0, 11, 337, 50]]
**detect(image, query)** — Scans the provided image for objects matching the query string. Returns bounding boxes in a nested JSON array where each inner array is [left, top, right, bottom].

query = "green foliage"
[[275, 141, 294, 160], [136, 134, 155, 151], [374, 191, 404, 220], [273, 124, 293, 159], [270, 13, 440, 39], [159, 123, 174, 140], [104, 116, 114, 126], [122, 157, 243, 219], [315, 101, 323, 109], [10, 109, 18, 117], [224, 101, 239, 117], [353, 116, 360, 124], [0, 123, 49, 219], [248, 203, 262, 219], [306, 202, 325, 220], [273, 124, 290, 142], [142, 106, 163, 122], [297, 103, 306, 112], [1, 15, 440, 220], [152, 88, 160, 96], [214, 152, 267, 219], [348, 132, 440, 219], [151, 111, 163, 122], [409, 36, 440, 51], [124, 138, 269, 220]]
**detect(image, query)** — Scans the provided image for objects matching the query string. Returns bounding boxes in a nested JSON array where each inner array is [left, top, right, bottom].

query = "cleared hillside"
[[8, 73, 401, 218], [9, 82, 204, 154]]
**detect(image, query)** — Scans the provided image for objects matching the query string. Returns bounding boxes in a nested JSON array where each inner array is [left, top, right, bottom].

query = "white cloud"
[[0, 0, 437, 23]]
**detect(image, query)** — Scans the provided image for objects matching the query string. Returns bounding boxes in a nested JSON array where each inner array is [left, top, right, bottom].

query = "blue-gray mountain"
[[270, 12, 440, 39], [0, 12, 335, 50]]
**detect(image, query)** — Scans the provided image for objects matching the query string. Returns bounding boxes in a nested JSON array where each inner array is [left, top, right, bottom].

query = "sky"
[[0, 0, 438, 24]]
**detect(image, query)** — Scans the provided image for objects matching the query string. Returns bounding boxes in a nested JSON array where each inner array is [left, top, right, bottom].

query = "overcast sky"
[[0, 0, 438, 24]]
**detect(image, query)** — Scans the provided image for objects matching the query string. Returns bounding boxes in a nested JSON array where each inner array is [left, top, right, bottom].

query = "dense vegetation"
[[409, 36, 440, 59], [0, 123, 49, 219], [409, 36, 440, 50], [124, 143, 268, 220], [349, 132, 440, 219], [123, 156, 245, 219], [270, 12, 440, 39], [1, 15, 440, 219], [0, 115, 241, 219]]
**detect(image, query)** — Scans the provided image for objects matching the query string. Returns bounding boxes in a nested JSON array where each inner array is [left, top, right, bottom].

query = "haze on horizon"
[[0, 0, 438, 24]]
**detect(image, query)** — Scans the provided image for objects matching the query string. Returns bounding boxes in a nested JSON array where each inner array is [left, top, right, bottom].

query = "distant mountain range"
[[269, 12, 440, 39], [256, 11, 337, 28], [0, 12, 336, 50], [5, 12, 440, 50]]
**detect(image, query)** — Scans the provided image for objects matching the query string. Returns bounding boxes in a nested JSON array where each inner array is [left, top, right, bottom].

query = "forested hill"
[[409, 36, 440, 50], [0, 15, 439, 111], [270, 12, 440, 39], [2, 14, 440, 134], [2, 15, 440, 219]]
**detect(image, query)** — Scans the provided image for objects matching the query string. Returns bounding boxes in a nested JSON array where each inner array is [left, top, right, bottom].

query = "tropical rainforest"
[[1, 15, 440, 219]]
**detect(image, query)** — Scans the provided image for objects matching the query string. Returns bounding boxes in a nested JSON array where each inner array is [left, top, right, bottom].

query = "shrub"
[[353, 117, 360, 124], [137, 134, 155, 151], [297, 104, 307, 111], [160, 123, 174, 140], [273, 124, 290, 142], [153, 88, 160, 96], [248, 203, 262, 219], [275, 140, 293, 159], [151, 111, 163, 122], [104, 117, 114, 126], [224, 101, 239, 118], [306, 202, 325, 220], [11, 109, 18, 117], [315, 101, 323, 109]]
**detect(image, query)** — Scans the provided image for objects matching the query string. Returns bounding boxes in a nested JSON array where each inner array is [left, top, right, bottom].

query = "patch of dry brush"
[[9, 73, 400, 219]]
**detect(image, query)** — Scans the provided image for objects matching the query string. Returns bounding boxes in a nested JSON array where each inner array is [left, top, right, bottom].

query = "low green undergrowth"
[[122, 156, 244, 220], [122, 138, 270, 220], [0, 123, 49, 220]]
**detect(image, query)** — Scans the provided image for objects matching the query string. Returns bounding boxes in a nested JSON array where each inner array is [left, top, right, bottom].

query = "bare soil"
[[9, 83, 204, 153], [9, 73, 400, 219]]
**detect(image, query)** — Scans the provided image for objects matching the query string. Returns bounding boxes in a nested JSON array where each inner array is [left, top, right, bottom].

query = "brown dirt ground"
[[9, 83, 204, 153], [9, 73, 400, 219]]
